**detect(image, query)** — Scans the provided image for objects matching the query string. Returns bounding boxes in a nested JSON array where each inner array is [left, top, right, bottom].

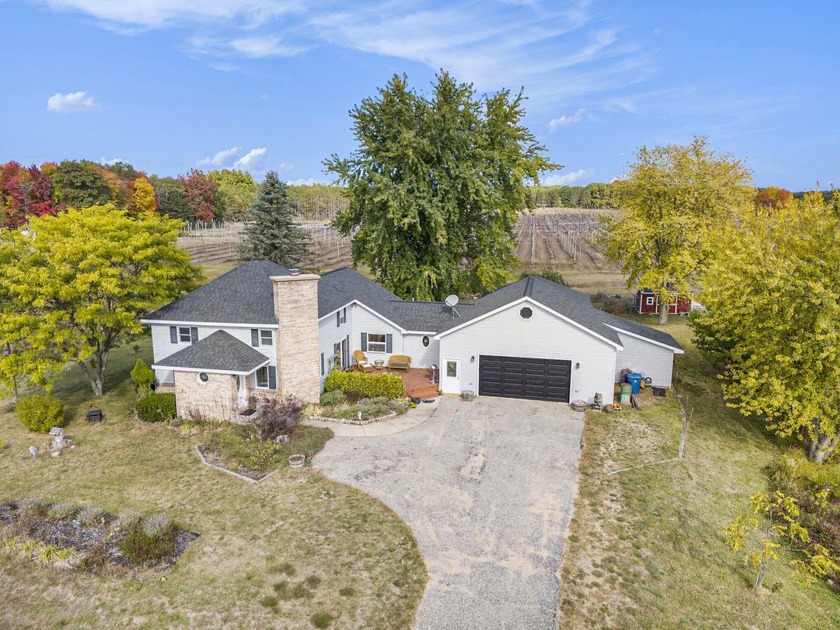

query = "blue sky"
[[1, 0, 837, 190]]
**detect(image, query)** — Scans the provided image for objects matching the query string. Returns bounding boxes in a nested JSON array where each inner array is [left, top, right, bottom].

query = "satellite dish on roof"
[[444, 294, 460, 318]]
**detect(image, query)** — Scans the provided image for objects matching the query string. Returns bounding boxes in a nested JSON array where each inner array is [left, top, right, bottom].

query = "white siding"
[[350, 305, 404, 362], [149, 323, 276, 382], [318, 309, 352, 390], [614, 331, 675, 387], [438, 300, 616, 403], [402, 333, 439, 368]]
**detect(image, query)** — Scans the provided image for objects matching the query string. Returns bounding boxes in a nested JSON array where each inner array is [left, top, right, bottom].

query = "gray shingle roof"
[[317, 267, 403, 320], [153, 330, 270, 373], [145, 259, 289, 324], [599, 311, 683, 351], [435, 276, 682, 351], [388, 300, 478, 332]]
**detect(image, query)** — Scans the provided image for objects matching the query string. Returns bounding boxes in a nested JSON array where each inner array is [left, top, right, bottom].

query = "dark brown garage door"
[[478, 355, 571, 402]]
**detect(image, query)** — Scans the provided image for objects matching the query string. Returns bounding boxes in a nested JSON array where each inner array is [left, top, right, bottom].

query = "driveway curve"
[[313, 396, 584, 629]]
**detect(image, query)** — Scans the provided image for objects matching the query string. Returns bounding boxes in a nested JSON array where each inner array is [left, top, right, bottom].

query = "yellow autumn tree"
[[130, 176, 158, 213]]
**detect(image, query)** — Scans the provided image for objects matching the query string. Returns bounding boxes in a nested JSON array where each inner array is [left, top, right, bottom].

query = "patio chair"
[[353, 349, 375, 372]]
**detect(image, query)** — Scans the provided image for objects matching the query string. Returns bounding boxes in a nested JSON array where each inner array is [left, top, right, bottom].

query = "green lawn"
[[0, 340, 426, 629], [558, 319, 840, 628]]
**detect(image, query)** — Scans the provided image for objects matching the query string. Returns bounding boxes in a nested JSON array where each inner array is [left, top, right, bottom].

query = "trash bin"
[[619, 382, 632, 404], [627, 373, 642, 395]]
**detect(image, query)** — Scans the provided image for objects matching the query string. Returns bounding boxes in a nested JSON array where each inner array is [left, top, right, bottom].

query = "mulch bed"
[[0, 502, 199, 574]]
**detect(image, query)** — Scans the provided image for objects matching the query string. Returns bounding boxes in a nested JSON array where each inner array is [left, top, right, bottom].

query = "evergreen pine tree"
[[241, 171, 313, 268]]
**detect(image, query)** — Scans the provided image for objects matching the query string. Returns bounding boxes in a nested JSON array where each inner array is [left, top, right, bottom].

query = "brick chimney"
[[270, 273, 320, 403]]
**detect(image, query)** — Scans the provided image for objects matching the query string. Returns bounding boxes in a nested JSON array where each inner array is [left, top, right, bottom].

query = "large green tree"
[[691, 192, 840, 463], [241, 171, 313, 268], [151, 176, 191, 221], [325, 72, 557, 300], [51, 160, 113, 208], [600, 136, 752, 323], [209, 169, 258, 220], [0, 205, 201, 396]]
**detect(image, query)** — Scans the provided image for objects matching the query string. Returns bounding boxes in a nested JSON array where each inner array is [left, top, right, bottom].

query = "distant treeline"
[[2, 159, 826, 230]]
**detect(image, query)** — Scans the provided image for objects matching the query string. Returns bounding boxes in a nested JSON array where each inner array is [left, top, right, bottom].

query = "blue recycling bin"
[[627, 372, 642, 395]]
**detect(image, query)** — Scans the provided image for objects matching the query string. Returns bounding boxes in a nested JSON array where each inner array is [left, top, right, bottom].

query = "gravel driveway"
[[313, 396, 584, 629]]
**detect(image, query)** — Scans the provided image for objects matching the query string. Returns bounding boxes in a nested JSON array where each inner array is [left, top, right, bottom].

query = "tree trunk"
[[754, 557, 765, 590], [658, 307, 669, 325], [808, 433, 838, 464]]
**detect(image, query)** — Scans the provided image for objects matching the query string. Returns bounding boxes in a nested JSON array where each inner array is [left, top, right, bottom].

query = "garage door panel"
[[479, 354, 571, 402]]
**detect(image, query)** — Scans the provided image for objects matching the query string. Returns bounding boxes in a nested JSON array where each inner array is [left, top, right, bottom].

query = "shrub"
[[47, 501, 78, 521], [16, 394, 65, 433], [77, 506, 104, 526], [116, 510, 143, 530], [319, 390, 346, 406], [253, 395, 305, 440], [130, 359, 157, 394], [117, 520, 177, 565], [324, 371, 403, 400], [141, 514, 171, 538], [312, 612, 335, 628], [136, 393, 176, 423]]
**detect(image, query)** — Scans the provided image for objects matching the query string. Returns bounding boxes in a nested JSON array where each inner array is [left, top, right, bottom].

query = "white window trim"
[[255, 366, 271, 389], [177, 326, 192, 344], [645, 296, 655, 306], [259, 329, 273, 346], [366, 333, 387, 353]]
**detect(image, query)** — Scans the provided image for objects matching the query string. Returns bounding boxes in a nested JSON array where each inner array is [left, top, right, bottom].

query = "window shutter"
[[251, 329, 259, 347], [320, 353, 324, 376], [268, 365, 277, 389], [386, 334, 393, 353], [361, 333, 367, 351], [169, 326, 177, 343], [336, 312, 340, 327], [190, 327, 198, 344]]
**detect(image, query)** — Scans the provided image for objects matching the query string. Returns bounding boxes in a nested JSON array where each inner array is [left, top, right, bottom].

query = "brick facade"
[[271, 273, 321, 403], [174, 371, 237, 421]]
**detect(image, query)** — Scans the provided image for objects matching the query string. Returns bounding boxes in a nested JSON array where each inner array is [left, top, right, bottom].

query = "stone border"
[[305, 411, 399, 426], [194, 445, 286, 484]]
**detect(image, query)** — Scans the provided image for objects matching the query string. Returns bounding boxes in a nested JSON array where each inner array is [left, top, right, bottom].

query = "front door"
[[441, 358, 460, 394]]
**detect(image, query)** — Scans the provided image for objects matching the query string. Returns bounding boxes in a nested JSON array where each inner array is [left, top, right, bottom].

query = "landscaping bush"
[[253, 395, 305, 441], [520, 269, 567, 286], [117, 517, 177, 564], [136, 392, 176, 423], [324, 371, 403, 400], [319, 390, 346, 406], [16, 394, 64, 433], [130, 359, 157, 394]]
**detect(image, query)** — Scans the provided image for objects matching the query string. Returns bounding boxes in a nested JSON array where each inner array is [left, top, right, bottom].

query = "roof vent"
[[444, 294, 460, 318]]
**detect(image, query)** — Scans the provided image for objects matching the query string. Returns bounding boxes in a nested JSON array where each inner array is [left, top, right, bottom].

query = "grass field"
[[0, 340, 426, 629], [558, 320, 840, 629]]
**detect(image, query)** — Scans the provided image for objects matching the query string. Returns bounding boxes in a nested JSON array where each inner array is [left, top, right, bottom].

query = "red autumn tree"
[[179, 169, 217, 222], [754, 186, 792, 212], [0, 162, 57, 229]]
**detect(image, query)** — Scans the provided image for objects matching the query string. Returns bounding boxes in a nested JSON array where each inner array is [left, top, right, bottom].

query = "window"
[[197, 372, 209, 384], [519, 306, 533, 320], [367, 333, 386, 353], [255, 366, 276, 389], [422, 335, 430, 347], [251, 329, 273, 347], [645, 296, 655, 306], [446, 361, 458, 377], [336, 307, 347, 327], [171, 326, 198, 345]]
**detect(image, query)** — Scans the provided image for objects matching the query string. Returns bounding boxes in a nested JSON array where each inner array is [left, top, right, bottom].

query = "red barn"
[[635, 289, 692, 315]]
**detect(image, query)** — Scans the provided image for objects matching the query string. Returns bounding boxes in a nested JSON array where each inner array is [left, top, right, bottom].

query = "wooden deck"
[[372, 366, 440, 399]]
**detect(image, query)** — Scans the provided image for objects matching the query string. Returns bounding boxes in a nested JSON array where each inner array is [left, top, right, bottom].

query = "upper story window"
[[251, 329, 274, 347], [170, 326, 197, 345], [336, 307, 347, 327]]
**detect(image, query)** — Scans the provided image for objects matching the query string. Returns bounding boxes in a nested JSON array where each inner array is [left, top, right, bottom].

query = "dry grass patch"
[[0, 341, 426, 629], [558, 321, 840, 629]]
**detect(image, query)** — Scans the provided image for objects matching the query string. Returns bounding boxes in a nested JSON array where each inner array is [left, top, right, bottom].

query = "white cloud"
[[47, 91, 98, 113], [197, 146, 242, 168], [100, 157, 125, 166], [189, 35, 306, 59], [541, 168, 594, 186], [41, 1, 300, 30], [548, 108, 586, 131], [234, 147, 268, 169], [287, 177, 329, 186]]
